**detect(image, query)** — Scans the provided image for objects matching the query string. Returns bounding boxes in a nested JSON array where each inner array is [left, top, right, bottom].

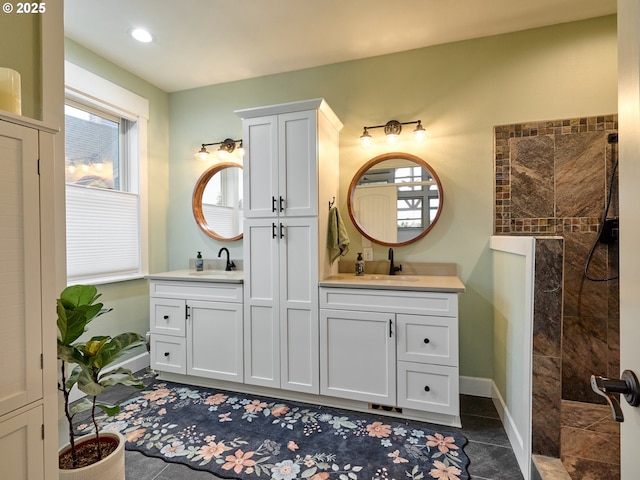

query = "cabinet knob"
[[424, 386, 430, 392], [423, 338, 430, 344], [164, 352, 170, 357], [163, 315, 169, 320]]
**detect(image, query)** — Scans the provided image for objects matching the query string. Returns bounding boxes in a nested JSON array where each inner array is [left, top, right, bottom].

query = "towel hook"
[[328, 197, 335, 210]]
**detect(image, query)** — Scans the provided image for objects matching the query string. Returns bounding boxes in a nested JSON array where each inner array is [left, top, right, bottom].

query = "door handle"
[[279, 223, 284, 239], [272, 223, 277, 239], [272, 196, 277, 213], [279, 196, 284, 212], [591, 369, 640, 422]]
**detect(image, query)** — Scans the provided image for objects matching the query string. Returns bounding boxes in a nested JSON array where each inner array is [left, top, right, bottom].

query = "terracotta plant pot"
[[58, 431, 125, 480]]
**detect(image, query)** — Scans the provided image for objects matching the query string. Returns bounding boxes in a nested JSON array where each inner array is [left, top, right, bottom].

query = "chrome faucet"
[[218, 247, 236, 271], [388, 248, 402, 275]]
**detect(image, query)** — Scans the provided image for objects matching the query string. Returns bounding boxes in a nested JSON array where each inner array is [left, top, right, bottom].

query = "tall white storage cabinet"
[[236, 99, 342, 394], [0, 113, 59, 480]]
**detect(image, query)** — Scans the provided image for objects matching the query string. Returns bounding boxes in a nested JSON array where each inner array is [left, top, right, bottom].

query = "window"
[[64, 62, 149, 284]]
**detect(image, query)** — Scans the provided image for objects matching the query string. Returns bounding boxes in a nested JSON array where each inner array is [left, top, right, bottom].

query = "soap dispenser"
[[196, 251, 203, 272], [355, 252, 365, 276]]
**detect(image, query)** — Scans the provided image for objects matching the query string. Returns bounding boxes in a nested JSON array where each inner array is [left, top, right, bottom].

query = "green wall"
[[168, 16, 617, 379], [64, 38, 170, 342]]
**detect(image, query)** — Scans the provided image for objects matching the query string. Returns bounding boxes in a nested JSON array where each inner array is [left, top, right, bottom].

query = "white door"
[[243, 218, 280, 387], [353, 184, 398, 243], [279, 217, 319, 394], [279, 110, 318, 217], [243, 115, 278, 218], [618, 2, 640, 477], [0, 122, 42, 417], [187, 300, 243, 382], [320, 309, 396, 404], [0, 406, 44, 480]]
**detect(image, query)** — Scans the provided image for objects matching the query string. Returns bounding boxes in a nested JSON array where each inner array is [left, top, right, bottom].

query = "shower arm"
[[590, 369, 640, 422]]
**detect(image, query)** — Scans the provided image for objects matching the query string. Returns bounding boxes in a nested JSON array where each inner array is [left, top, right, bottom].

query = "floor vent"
[[369, 403, 403, 414]]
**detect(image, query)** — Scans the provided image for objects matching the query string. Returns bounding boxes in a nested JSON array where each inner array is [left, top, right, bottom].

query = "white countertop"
[[319, 274, 465, 293], [146, 269, 244, 283]]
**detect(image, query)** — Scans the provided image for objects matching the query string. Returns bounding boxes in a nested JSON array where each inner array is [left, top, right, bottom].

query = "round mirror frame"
[[347, 152, 444, 247], [192, 162, 243, 242]]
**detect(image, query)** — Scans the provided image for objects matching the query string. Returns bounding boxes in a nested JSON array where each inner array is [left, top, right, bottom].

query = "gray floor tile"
[[459, 413, 511, 447], [464, 441, 524, 480]]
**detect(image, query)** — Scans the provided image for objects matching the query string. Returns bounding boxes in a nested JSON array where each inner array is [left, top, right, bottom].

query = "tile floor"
[[73, 371, 523, 480]]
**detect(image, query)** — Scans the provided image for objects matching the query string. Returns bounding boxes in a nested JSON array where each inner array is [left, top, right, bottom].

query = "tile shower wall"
[[493, 115, 619, 459]]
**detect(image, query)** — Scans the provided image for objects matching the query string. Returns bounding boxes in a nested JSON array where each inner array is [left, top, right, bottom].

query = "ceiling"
[[64, 0, 617, 93]]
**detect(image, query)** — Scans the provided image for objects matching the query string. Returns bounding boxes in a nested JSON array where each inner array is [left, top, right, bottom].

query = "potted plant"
[[57, 284, 145, 479]]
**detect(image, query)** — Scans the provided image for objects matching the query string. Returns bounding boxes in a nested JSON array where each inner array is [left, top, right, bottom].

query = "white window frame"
[[64, 61, 149, 284]]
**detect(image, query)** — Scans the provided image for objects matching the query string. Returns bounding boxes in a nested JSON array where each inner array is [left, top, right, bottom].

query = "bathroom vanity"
[[319, 273, 465, 426], [147, 270, 244, 382], [146, 269, 465, 427]]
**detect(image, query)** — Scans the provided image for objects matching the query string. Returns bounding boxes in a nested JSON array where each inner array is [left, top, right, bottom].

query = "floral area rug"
[[78, 380, 470, 480]]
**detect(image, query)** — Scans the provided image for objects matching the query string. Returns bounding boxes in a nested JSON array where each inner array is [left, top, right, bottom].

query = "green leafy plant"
[[57, 284, 145, 469]]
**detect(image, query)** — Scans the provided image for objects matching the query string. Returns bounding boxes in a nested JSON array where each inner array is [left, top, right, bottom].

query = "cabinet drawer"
[[397, 362, 459, 415], [319, 287, 457, 317], [150, 280, 243, 302], [396, 314, 458, 366], [150, 335, 186, 374], [150, 298, 185, 336]]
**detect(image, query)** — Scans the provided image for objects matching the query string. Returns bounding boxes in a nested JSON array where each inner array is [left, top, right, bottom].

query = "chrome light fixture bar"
[[360, 119, 426, 146], [196, 138, 244, 161]]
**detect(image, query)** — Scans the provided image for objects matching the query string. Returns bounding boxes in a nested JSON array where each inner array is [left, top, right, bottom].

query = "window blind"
[[66, 184, 139, 281]]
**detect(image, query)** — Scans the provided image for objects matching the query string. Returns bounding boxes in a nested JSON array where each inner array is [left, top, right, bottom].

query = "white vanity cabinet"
[[149, 279, 244, 382], [319, 286, 461, 423], [236, 99, 342, 394]]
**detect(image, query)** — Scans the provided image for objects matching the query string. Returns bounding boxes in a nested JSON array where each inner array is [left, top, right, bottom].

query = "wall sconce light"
[[196, 138, 244, 161], [360, 120, 426, 146]]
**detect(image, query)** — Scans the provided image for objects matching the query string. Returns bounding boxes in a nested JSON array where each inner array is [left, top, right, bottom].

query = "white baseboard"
[[68, 352, 150, 403], [460, 375, 493, 397], [491, 381, 530, 480]]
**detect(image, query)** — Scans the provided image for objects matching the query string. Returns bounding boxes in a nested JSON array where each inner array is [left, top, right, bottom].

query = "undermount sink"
[[330, 274, 419, 283], [360, 275, 419, 282], [188, 270, 236, 276]]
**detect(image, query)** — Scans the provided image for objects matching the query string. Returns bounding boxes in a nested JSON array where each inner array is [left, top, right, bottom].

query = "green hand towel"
[[328, 206, 350, 264]]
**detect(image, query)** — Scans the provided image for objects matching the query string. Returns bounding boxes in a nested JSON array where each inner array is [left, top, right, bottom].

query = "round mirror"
[[192, 162, 243, 241], [347, 152, 443, 246]]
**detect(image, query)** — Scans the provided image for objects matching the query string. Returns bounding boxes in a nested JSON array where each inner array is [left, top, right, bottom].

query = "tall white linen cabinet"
[[235, 99, 342, 394], [0, 113, 59, 479]]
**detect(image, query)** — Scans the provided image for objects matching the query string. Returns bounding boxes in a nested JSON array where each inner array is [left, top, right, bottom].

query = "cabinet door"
[[150, 298, 186, 336], [320, 309, 396, 405], [0, 406, 44, 480], [187, 300, 243, 382], [243, 116, 278, 218], [278, 110, 317, 217], [279, 217, 319, 394], [243, 218, 280, 387], [0, 123, 42, 417]]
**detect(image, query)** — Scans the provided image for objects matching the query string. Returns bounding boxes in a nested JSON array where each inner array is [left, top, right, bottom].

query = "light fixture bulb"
[[81, 163, 90, 172], [360, 128, 372, 147], [130, 28, 154, 43], [94, 162, 104, 171], [386, 133, 399, 145], [236, 145, 245, 157], [217, 147, 230, 160], [67, 164, 76, 174], [195, 145, 210, 161], [413, 121, 426, 141]]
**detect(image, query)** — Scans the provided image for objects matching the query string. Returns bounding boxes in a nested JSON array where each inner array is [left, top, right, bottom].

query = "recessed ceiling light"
[[130, 28, 154, 43]]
